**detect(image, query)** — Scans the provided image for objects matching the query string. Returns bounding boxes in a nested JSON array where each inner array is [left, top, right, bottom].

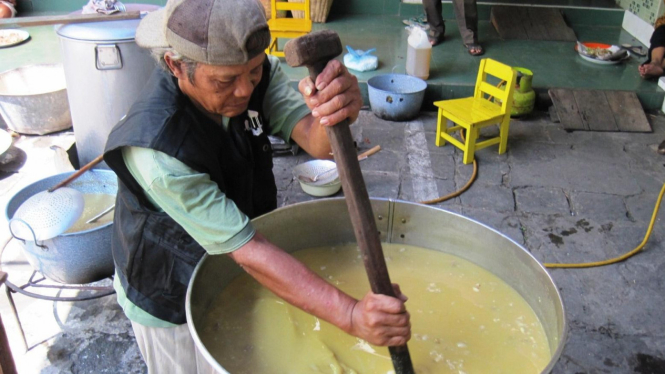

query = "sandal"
[[465, 43, 484, 56], [428, 31, 444, 46]]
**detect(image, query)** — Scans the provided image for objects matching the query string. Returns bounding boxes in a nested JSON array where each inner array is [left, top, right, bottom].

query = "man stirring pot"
[[103, 0, 411, 372]]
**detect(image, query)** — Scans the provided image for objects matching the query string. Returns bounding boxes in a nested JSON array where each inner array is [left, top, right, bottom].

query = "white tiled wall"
[[616, 0, 664, 24]]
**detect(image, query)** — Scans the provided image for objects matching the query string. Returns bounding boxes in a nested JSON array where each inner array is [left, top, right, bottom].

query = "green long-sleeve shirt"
[[113, 55, 310, 327]]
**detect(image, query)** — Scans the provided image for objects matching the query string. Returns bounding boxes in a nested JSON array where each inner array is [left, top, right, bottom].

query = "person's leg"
[[131, 321, 216, 374], [639, 47, 665, 78], [452, 0, 483, 54], [423, 0, 445, 45]]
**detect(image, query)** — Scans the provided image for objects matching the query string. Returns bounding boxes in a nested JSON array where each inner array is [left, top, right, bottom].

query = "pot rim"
[[0, 63, 67, 97], [367, 73, 428, 95]]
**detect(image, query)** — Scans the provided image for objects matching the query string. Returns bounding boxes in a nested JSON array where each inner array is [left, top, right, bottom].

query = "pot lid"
[[56, 4, 161, 42], [56, 18, 141, 42]]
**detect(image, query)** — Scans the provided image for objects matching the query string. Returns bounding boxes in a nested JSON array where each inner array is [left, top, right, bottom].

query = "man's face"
[[176, 53, 265, 118]]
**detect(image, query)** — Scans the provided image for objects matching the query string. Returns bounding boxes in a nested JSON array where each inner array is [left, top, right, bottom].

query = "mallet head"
[[284, 30, 343, 69]]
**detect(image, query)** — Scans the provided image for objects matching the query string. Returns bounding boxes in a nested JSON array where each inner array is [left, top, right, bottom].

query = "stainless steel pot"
[[186, 198, 567, 373], [5, 170, 117, 284], [0, 64, 72, 135], [56, 6, 159, 168]]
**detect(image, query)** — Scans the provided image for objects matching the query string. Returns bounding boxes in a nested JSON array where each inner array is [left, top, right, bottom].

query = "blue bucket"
[[367, 74, 427, 121]]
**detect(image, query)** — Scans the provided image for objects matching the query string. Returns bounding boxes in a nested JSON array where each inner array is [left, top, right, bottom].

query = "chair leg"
[[463, 126, 478, 164], [498, 116, 511, 154], [435, 109, 446, 147]]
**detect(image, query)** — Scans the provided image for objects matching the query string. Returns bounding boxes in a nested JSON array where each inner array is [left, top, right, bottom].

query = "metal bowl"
[[368, 74, 427, 121], [0, 64, 72, 135], [187, 198, 566, 373], [5, 170, 117, 284]]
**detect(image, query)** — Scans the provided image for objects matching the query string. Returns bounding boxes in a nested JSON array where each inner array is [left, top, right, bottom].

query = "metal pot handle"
[[8, 218, 48, 251]]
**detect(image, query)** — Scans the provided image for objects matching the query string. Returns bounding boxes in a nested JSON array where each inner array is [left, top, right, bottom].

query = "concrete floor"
[[1, 109, 665, 373]]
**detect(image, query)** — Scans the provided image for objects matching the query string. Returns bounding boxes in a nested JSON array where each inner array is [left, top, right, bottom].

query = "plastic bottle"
[[406, 27, 431, 80]]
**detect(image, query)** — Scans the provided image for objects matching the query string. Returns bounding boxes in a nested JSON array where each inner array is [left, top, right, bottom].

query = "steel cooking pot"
[[56, 5, 158, 168], [186, 198, 566, 373], [5, 170, 117, 284], [0, 64, 72, 135]]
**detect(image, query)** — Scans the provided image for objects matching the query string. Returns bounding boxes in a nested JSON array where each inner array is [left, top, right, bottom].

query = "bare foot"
[[465, 44, 484, 56], [0, 4, 12, 19], [428, 34, 444, 46], [639, 63, 664, 79], [0, 0, 14, 18]]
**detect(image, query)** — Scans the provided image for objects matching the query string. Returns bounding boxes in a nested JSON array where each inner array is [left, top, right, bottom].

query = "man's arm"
[[228, 233, 411, 347], [121, 147, 411, 346], [290, 59, 362, 159]]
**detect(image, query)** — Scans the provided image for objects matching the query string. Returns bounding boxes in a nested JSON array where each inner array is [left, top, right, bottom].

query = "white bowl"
[[298, 179, 341, 197], [292, 160, 342, 197]]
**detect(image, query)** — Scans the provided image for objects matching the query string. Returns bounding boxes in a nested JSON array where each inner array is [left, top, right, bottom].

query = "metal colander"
[[292, 160, 340, 186], [9, 187, 84, 241]]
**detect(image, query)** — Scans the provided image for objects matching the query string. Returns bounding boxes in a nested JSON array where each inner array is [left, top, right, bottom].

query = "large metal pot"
[[56, 5, 159, 168], [5, 170, 117, 284], [0, 64, 72, 135], [187, 198, 567, 373]]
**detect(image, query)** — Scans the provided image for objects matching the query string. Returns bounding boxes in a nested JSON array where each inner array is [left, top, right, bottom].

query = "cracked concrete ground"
[[2, 109, 665, 373]]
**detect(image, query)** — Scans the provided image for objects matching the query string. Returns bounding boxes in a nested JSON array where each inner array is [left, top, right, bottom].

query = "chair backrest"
[[270, 0, 311, 22], [473, 58, 517, 115]]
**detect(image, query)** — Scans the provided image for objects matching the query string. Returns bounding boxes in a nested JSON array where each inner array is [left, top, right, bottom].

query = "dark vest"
[[103, 60, 275, 324]]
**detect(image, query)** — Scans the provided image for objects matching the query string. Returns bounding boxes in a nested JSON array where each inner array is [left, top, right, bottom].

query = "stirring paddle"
[[285, 31, 415, 374]]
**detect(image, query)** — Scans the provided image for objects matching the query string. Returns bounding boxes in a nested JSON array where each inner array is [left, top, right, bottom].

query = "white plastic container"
[[406, 27, 431, 80]]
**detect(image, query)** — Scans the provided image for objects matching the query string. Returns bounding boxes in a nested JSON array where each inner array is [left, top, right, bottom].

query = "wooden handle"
[[325, 124, 415, 374], [326, 125, 394, 295], [0, 11, 141, 29], [357, 145, 381, 160], [305, 61, 414, 373], [48, 154, 104, 192]]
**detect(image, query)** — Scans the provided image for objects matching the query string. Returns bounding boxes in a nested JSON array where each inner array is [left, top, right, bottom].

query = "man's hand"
[[298, 59, 362, 126], [347, 284, 412, 346]]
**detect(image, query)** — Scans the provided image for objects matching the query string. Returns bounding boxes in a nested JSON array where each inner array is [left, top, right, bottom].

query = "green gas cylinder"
[[510, 67, 535, 117]]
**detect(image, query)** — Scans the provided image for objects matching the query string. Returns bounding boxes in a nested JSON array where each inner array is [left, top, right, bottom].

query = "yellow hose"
[[418, 127, 663, 270], [419, 160, 477, 204], [544, 181, 665, 268], [419, 130, 477, 205]]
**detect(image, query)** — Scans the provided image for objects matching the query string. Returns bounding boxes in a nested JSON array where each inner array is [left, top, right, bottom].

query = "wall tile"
[[616, 0, 664, 24]]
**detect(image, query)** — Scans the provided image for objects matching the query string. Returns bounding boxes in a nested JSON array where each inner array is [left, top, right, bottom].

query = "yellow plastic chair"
[[266, 0, 312, 57], [433, 58, 517, 164]]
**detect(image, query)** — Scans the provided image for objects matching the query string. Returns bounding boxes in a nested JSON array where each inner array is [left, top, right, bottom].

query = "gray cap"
[[136, 0, 270, 65]]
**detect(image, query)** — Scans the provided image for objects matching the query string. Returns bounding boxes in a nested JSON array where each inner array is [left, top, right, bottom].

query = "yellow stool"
[[266, 0, 312, 57], [433, 58, 517, 164]]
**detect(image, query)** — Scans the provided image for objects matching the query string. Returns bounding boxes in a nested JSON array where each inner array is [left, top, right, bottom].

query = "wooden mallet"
[[284, 30, 415, 374]]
